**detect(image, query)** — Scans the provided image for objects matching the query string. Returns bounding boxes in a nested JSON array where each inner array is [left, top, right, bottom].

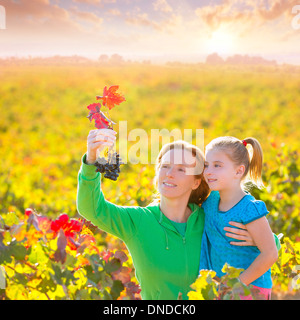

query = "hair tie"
[[242, 140, 247, 147]]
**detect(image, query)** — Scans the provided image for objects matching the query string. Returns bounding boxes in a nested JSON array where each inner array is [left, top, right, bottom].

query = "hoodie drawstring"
[[159, 211, 169, 250], [162, 226, 169, 250]]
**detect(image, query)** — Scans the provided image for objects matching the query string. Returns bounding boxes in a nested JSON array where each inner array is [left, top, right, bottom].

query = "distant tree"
[[110, 54, 124, 65], [205, 53, 224, 65], [99, 54, 109, 63], [225, 54, 277, 66]]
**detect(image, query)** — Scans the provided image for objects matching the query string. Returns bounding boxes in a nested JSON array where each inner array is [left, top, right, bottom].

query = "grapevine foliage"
[[0, 209, 141, 300], [187, 239, 300, 300]]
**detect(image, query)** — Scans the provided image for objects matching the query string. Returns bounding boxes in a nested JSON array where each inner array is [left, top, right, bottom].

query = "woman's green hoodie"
[[76, 154, 205, 300]]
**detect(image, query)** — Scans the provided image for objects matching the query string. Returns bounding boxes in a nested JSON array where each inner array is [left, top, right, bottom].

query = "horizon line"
[[0, 52, 300, 66]]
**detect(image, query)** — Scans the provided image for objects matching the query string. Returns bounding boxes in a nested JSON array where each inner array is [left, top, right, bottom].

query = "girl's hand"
[[86, 129, 117, 164], [224, 221, 256, 246]]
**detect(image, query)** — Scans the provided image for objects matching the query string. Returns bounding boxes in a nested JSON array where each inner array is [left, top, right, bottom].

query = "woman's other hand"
[[224, 221, 255, 246]]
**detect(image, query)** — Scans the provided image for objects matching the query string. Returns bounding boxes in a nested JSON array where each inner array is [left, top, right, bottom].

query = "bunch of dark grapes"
[[94, 152, 123, 181]]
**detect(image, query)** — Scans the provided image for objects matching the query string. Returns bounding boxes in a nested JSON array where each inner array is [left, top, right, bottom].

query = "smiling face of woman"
[[157, 148, 201, 201]]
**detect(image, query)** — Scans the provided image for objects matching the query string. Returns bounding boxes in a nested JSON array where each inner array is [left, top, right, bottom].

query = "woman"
[[77, 129, 259, 300]]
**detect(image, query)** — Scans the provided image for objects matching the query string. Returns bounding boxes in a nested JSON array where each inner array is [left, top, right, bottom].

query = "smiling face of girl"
[[204, 148, 244, 192], [157, 148, 201, 201]]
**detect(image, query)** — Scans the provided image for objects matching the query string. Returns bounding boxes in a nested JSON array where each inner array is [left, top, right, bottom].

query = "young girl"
[[199, 136, 278, 300]]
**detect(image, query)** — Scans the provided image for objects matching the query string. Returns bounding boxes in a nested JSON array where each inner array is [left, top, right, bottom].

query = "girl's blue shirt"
[[199, 191, 272, 289]]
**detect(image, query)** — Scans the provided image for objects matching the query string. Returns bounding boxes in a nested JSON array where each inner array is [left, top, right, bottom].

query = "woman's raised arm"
[[76, 129, 143, 242]]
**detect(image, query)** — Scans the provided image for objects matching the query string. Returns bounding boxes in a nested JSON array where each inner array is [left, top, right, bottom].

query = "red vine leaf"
[[101, 250, 113, 263], [51, 213, 82, 243], [125, 282, 141, 300], [114, 250, 128, 263], [96, 85, 125, 110], [87, 103, 101, 122], [92, 111, 116, 129], [112, 266, 132, 284]]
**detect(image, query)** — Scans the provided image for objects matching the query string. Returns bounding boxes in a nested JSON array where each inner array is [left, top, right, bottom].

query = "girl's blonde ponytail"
[[242, 137, 264, 189]]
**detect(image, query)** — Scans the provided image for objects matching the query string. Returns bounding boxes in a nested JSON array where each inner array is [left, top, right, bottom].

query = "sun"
[[206, 28, 237, 55]]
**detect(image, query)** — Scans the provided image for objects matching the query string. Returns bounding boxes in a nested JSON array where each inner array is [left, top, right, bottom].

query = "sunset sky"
[[0, 0, 299, 64]]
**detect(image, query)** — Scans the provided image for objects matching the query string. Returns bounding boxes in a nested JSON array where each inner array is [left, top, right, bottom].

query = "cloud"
[[69, 6, 103, 26], [195, 0, 299, 32], [153, 0, 173, 13], [106, 9, 121, 16], [2, 0, 104, 36], [125, 13, 161, 30], [4, 0, 68, 19], [195, 0, 255, 32], [125, 12, 182, 34], [73, 0, 116, 4], [256, 0, 299, 20]]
